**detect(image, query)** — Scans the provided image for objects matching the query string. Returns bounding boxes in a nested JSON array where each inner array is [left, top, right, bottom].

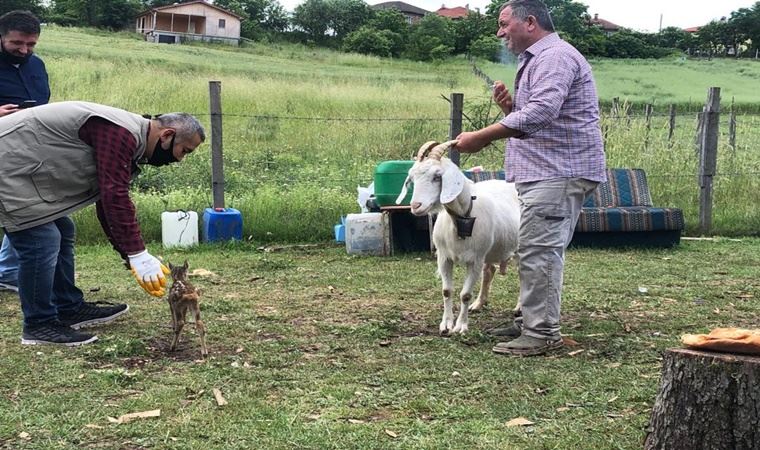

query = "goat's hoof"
[[468, 302, 484, 312]]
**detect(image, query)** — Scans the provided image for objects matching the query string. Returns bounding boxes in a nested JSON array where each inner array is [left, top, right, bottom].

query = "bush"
[[468, 35, 501, 61], [343, 27, 392, 57]]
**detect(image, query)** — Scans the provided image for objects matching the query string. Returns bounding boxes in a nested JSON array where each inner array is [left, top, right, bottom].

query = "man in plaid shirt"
[[455, 0, 606, 356], [0, 101, 205, 346]]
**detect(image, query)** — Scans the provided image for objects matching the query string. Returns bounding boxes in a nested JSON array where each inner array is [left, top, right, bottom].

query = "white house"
[[135, 0, 243, 46]]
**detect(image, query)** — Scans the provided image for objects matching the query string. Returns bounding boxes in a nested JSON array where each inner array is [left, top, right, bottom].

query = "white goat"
[[396, 140, 520, 335]]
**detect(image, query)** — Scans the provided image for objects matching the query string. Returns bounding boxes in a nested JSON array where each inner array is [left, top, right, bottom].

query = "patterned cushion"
[[577, 206, 685, 232], [463, 170, 505, 183], [584, 169, 653, 208], [462, 168, 684, 233]]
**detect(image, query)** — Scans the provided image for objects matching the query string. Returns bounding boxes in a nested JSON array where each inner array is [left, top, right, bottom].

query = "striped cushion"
[[577, 207, 685, 232], [462, 168, 684, 233], [463, 170, 505, 183], [584, 169, 653, 207]]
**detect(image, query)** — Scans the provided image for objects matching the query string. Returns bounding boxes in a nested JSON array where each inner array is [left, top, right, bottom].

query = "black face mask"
[[0, 40, 31, 65], [147, 134, 178, 167]]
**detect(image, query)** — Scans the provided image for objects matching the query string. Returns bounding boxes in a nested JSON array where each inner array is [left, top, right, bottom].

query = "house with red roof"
[[589, 13, 622, 36], [436, 4, 472, 20], [371, 1, 430, 24]]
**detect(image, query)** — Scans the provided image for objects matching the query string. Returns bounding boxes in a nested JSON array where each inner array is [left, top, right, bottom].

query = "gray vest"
[[0, 101, 149, 232]]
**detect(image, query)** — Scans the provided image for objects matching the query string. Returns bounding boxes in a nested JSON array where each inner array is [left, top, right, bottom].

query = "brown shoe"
[[492, 335, 563, 356]]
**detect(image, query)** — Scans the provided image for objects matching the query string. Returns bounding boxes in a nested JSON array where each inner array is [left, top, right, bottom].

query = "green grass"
[[0, 239, 758, 449], [18, 26, 760, 243]]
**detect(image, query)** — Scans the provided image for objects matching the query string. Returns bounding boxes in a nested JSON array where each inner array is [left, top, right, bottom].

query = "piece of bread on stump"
[[682, 327, 760, 356]]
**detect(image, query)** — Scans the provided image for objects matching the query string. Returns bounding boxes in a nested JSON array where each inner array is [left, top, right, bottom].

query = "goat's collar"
[[444, 195, 477, 238]]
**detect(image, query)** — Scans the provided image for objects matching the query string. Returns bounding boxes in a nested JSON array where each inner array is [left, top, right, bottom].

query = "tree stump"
[[644, 348, 760, 450]]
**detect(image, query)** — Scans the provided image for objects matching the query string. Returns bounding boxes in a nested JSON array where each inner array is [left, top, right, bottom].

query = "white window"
[[218, 19, 226, 29]]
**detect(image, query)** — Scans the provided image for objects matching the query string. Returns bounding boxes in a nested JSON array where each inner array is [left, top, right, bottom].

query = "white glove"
[[128, 250, 170, 297]]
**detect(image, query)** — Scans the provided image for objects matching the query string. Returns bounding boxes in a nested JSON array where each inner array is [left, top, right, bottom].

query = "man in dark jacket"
[[0, 10, 50, 292]]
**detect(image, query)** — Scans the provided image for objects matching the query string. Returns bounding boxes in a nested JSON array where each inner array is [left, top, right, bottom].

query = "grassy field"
[[2, 26, 759, 450], [0, 238, 758, 449], [11, 25, 760, 243]]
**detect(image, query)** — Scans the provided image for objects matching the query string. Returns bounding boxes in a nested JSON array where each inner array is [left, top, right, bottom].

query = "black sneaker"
[[0, 281, 19, 293], [59, 301, 129, 329], [21, 322, 98, 347]]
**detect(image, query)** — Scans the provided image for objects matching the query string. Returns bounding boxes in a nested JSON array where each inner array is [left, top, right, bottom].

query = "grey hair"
[[500, 0, 555, 32], [155, 113, 206, 142]]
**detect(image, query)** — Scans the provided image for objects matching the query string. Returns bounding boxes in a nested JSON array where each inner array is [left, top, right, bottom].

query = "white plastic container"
[[345, 212, 390, 256], [161, 211, 199, 248]]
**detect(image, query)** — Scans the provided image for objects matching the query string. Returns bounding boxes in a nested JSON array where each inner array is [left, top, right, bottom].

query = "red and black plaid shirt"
[[78, 117, 145, 260]]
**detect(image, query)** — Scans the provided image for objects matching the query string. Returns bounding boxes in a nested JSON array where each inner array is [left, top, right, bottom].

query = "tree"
[[657, 26, 694, 51], [0, 1, 45, 17], [404, 14, 454, 61], [327, 0, 372, 40], [367, 8, 408, 36], [48, 0, 141, 29], [452, 11, 496, 54], [291, 0, 331, 43], [468, 35, 501, 61], [730, 2, 760, 56], [214, 0, 289, 40]]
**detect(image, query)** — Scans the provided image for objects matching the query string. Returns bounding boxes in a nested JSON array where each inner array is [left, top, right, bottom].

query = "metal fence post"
[[209, 80, 225, 209]]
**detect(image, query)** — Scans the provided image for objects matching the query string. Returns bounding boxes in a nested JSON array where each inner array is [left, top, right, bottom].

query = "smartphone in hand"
[[20, 100, 37, 109]]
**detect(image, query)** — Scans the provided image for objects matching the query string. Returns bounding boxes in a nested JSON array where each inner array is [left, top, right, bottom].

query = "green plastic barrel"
[[374, 160, 414, 206]]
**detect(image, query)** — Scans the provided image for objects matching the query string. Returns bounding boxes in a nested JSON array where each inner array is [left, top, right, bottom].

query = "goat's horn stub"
[[415, 141, 439, 161], [429, 139, 458, 160]]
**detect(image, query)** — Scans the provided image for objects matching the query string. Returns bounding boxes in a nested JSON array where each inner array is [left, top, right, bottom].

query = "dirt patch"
[[143, 336, 230, 363]]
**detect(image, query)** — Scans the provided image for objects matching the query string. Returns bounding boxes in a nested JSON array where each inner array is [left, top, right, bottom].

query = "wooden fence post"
[[209, 80, 225, 209], [729, 96, 737, 151], [698, 87, 720, 236], [668, 104, 676, 145], [645, 104, 653, 150], [448, 93, 463, 167]]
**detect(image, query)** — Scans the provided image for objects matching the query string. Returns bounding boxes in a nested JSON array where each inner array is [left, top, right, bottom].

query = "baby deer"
[[167, 260, 208, 358]]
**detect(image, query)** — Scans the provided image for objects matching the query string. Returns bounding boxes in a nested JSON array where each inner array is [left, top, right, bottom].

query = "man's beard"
[[0, 40, 31, 65]]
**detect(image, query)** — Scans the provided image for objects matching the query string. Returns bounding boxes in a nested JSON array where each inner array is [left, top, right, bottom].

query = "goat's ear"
[[168, 262, 175, 271], [440, 165, 465, 204], [395, 175, 412, 204], [183, 260, 188, 269]]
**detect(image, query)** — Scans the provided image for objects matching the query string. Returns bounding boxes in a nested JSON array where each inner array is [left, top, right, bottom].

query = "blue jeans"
[[5, 216, 85, 326], [0, 235, 19, 285]]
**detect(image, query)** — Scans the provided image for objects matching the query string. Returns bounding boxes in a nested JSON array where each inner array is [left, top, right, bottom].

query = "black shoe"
[[21, 322, 98, 347], [59, 301, 129, 329]]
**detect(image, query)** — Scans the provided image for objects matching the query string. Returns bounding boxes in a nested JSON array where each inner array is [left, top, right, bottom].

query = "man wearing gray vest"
[[0, 101, 205, 346]]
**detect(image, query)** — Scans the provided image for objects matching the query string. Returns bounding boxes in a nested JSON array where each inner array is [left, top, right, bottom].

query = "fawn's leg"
[[190, 301, 208, 357], [169, 300, 177, 331], [170, 304, 186, 351]]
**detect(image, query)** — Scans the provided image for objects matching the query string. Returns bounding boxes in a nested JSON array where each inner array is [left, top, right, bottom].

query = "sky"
[[274, 0, 758, 33]]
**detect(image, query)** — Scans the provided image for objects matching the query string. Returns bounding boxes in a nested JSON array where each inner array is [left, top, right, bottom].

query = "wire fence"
[[137, 80, 760, 237]]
